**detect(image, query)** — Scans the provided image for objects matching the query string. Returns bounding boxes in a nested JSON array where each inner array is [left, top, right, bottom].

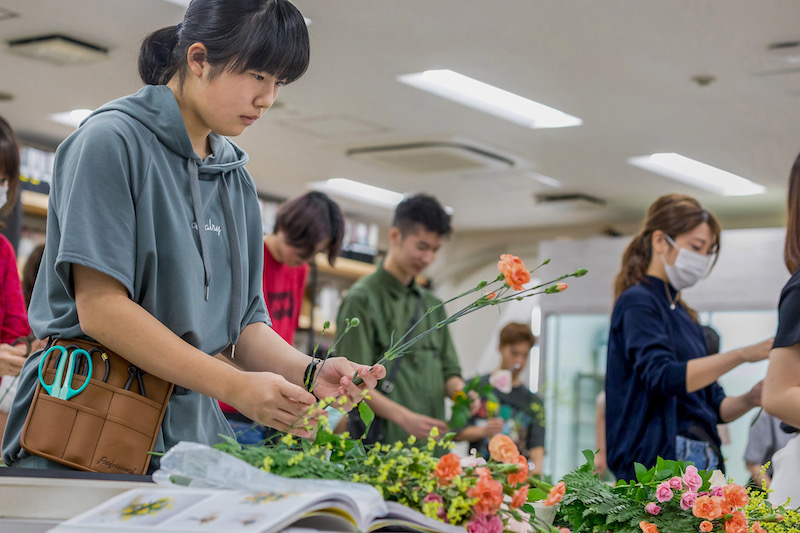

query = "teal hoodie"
[[2, 85, 270, 471]]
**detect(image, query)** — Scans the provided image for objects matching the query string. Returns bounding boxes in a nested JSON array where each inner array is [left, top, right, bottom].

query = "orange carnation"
[[699, 521, 713, 532], [545, 481, 566, 506], [467, 472, 504, 515], [488, 434, 520, 463], [722, 484, 749, 509], [752, 522, 767, 533], [724, 511, 748, 533], [507, 454, 529, 486], [510, 484, 529, 509], [692, 495, 725, 520], [498, 254, 531, 291], [639, 521, 659, 533], [434, 453, 463, 486]]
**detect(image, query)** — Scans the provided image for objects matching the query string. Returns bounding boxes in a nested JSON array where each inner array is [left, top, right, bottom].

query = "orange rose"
[[699, 521, 713, 532], [467, 473, 504, 515], [545, 481, 566, 506], [639, 521, 659, 533], [488, 434, 520, 463], [722, 484, 749, 509], [434, 453, 463, 486], [507, 454, 529, 486], [692, 495, 725, 520], [510, 484, 529, 509], [498, 254, 531, 291], [724, 511, 748, 533]]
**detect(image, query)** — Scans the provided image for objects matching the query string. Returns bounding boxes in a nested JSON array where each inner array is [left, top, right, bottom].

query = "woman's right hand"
[[741, 338, 774, 363], [230, 371, 320, 439], [0, 343, 28, 376]]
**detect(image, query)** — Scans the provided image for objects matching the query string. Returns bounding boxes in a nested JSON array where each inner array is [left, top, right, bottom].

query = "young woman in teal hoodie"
[[2, 0, 384, 472]]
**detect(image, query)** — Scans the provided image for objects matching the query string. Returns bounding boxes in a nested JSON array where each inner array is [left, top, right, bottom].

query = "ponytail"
[[138, 25, 181, 86], [613, 233, 652, 300]]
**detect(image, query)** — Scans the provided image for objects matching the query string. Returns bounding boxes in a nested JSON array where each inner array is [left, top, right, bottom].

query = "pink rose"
[[668, 476, 682, 490], [709, 486, 723, 498], [682, 465, 702, 493], [645, 502, 661, 515], [466, 513, 504, 533], [489, 370, 513, 394], [655, 481, 674, 502], [680, 491, 697, 511]]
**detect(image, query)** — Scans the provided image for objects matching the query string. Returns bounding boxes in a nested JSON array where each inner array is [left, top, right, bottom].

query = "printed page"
[[49, 487, 365, 533], [369, 501, 466, 533]]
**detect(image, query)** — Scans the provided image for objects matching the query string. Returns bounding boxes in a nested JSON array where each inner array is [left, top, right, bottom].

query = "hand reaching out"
[[0, 343, 28, 376]]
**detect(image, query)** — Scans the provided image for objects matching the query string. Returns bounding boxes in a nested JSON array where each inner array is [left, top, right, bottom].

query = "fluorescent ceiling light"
[[310, 179, 406, 209], [526, 172, 563, 189], [628, 153, 766, 196], [397, 69, 582, 129], [48, 108, 93, 128]]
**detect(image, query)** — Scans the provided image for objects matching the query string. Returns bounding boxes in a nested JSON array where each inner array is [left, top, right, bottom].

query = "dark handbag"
[[20, 337, 173, 475]]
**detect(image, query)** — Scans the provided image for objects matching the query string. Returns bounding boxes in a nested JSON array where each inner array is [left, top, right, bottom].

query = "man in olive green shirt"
[[337, 194, 467, 444]]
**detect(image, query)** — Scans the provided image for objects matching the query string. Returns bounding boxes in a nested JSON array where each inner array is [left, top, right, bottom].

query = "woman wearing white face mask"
[[605, 194, 772, 481], [0, 115, 34, 440]]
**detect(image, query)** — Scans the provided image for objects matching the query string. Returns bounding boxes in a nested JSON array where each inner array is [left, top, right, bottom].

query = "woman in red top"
[[0, 116, 33, 437], [222, 191, 344, 443]]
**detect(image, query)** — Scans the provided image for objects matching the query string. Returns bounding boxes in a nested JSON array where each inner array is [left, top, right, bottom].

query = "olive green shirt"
[[335, 263, 462, 444]]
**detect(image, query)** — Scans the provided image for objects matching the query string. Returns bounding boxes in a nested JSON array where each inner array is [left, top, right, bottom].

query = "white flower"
[[489, 369, 513, 394], [708, 469, 727, 488]]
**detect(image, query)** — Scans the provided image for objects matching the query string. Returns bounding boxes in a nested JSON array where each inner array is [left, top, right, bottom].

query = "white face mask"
[[0, 184, 7, 210], [660, 233, 713, 291]]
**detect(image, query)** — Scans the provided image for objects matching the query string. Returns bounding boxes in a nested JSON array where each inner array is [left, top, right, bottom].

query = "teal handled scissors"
[[37, 345, 93, 400]]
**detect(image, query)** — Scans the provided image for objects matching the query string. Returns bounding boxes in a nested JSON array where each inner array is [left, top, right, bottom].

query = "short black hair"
[[139, 0, 309, 87], [392, 193, 452, 237], [275, 191, 344, 265]]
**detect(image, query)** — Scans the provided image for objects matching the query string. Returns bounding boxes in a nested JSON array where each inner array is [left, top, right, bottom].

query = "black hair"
[[275, 191, 344, 265], [0, 115, 20, 222], [139, 0, 309, 87], [392, 193, 452, 237]]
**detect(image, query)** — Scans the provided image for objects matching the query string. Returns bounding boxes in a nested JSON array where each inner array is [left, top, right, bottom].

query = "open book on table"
[[49, 486, 466, 533], [49, 441, 465, 533]]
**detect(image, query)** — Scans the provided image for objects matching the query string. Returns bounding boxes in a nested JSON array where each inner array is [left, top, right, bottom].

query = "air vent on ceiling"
[[534, 192, 606, 206], [7, 34, 108, 65], [346, 141, 516, 174]]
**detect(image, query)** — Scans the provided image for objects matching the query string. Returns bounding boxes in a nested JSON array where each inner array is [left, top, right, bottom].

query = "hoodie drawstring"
[[217, 174, 243, 345], [186, 159, 211, 300], [187, 159, 244, 346]]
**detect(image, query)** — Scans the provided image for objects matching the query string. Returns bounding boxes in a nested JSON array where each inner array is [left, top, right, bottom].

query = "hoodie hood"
[[85, 85, 250, 345]]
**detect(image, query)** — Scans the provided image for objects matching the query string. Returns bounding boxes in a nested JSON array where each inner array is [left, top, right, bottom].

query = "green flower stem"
[[351, 268, 587, 386]]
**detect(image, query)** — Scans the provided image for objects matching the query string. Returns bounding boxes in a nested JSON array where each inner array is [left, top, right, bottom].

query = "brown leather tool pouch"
[[20, 338, 173, 475]]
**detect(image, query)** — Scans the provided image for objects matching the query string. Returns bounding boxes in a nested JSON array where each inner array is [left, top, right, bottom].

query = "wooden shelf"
[[313, 253, 375, 280], [21, 190, 48, 217]]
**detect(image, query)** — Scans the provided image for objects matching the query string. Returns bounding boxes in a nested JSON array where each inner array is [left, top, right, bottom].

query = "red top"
[[220, 241, 309, 415], [0, 234, 31, 386]]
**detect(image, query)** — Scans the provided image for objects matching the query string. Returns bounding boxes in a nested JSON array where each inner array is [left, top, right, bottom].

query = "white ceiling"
[[1, 0, 799, 233]]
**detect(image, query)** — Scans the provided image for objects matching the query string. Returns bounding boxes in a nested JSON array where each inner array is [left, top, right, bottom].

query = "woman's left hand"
[[312, 357, 386, 409]]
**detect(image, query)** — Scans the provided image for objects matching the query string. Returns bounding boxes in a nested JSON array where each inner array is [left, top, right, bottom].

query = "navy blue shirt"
[[606, 276, 725, 481], [774, 268, 800, 349]]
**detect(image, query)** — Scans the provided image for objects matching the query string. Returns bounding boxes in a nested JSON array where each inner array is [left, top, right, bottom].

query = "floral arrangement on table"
[[217, 427, 562, 532], [550, 451, 798, 533], [216, 254, 586, 532]]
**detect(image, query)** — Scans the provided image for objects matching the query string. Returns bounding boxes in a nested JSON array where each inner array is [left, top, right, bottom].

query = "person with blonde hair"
[[606, 194, 770, 480]]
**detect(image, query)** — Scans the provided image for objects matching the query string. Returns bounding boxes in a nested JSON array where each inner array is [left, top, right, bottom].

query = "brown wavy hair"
[[613, 194, 721, 303], [785, 152, 800, 273], [498, 322, 537, 348]]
